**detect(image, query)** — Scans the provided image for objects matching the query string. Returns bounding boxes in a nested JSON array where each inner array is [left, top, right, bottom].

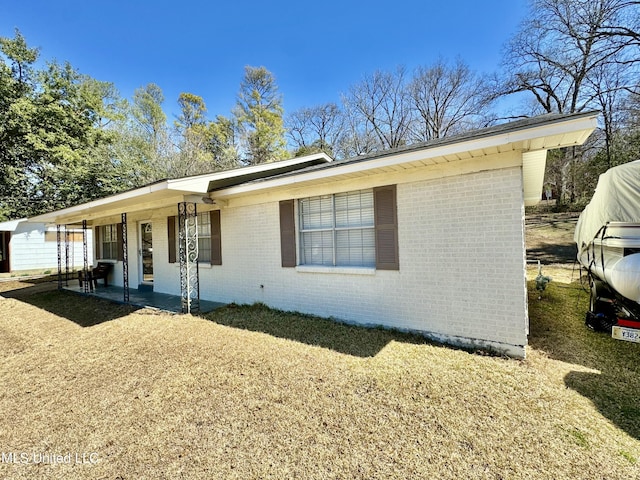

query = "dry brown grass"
[[0, 278, 638, 479]]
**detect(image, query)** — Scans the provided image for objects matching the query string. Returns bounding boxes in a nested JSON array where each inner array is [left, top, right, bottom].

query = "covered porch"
[[29, 154, 333, 315], [63, 282, 225, 314]]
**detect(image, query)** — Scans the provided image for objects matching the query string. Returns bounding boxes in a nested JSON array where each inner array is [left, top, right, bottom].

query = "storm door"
[[139, 222, 153, 283]]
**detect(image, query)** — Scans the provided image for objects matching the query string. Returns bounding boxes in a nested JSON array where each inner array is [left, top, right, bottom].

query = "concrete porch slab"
[[63, 283, 225, 314]]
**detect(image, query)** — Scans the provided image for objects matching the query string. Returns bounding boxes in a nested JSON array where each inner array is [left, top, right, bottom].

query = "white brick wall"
[[110, 166, 529, 357], [208, 166, 527, 357]]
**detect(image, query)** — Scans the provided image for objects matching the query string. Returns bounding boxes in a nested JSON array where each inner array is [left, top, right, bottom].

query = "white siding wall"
[[9, 223, 93, 272], [153, 218, 175, 294], [111, 166, 529, 357]]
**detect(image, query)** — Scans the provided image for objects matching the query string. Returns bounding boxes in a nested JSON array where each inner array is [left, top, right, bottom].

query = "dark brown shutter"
[[116, 223, 124, 261], [279, 199, 296, 267], [210, 210, 222, 265], [167, 216, 177, 264], [374, 185, 399, 270], [94, 226, 101, 260]]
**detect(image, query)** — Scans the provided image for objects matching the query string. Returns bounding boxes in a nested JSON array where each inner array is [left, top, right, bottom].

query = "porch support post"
[[64, 225, 70, 286], [82, 219, 90, 293], [56, 225, 62, 290], [178, 201, 200, 314], [122, 213, 129, 303]]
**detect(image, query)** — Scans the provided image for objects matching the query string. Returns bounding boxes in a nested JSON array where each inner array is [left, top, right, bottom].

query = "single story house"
[[0, 218, 92, 274], [31, 112, 598, 357]]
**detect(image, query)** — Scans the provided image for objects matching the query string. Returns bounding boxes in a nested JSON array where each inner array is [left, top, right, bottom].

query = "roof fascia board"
[[44, 193, 189, 225], [0, 218, 27, 232], [498, 114, 598, 145], [29, 181, 172, 223], [166, 153, 333, 193], [29, 154, 334, 224], [212, 114, 598, 198]]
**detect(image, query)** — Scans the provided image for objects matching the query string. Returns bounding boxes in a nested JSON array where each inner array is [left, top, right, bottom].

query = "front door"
[[0, 232, 9, 273], [140, 222, 153, 284]]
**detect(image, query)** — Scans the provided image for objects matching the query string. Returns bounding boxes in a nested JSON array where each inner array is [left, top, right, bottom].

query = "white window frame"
[[170, 212, 212, 265], [298, 189, 375, 268], [100, 224, 118, 260], [197, 212, 211, 264]]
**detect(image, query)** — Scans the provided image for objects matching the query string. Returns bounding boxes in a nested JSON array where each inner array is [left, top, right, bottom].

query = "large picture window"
[[299, 189, 375, 267]]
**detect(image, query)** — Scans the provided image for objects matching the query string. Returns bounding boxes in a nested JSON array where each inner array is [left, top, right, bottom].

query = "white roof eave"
[[27, 153, 334, 225], [0, 218, 27, 232], [211, 114, 598, 199]]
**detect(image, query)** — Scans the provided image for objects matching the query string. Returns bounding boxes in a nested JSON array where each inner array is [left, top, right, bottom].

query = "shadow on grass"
[[3, 285, 138, 327], [526, 243, 577, 264], [203, 303, 429, 358], [564, 370, 640, 441], [527, 281, 640, 441]]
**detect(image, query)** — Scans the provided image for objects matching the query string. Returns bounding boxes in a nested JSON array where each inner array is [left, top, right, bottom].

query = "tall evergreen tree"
[[235, 66, 286, 164]]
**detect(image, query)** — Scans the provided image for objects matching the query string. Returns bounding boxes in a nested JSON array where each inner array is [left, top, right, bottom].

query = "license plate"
[[612, 326, 640, 343]]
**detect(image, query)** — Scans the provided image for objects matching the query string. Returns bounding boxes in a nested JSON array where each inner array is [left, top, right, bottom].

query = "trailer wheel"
[[588, 279, 616, 333]]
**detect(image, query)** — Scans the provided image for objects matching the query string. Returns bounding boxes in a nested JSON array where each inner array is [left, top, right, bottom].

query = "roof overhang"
[[208, 112, 598, 203], [0, 218, 27, 232], [30, 153, 332, 224], [28, 113, 597, 224]]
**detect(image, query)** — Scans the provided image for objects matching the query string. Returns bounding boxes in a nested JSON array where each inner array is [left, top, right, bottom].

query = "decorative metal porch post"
[[178, 202, 200, 314], [82, 220, 90, 293], [122, 213, 129, 303], [64, 226, 70, 286], [56, 225, 62, 290]]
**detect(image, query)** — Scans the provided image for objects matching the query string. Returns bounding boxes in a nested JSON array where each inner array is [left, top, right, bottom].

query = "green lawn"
[[0, 276, 638, 479]]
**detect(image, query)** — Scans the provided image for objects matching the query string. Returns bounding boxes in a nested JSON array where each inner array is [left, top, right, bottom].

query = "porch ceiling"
[[30, 187, 195, 225]]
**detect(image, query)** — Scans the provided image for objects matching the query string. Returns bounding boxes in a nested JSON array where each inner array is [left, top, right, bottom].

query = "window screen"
[[299, 189, 375, 267], [197, 212, 211, 263], [101, 224, 118, 260]]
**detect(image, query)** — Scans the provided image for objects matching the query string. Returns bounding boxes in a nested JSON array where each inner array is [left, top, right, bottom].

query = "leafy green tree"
[[0, 29, 40, 219], [32, 63, 141, 209], [235, 66, 287, 164], [0, 30, 145, 219]]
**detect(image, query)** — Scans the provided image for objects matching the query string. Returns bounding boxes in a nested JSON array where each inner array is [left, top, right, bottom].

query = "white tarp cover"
[[575, 159, 640, 252]]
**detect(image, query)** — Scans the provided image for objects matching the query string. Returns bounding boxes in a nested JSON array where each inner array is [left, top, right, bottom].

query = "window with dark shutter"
[[96, 224, 121, 260], [167, 216, 176, 263], [279, 199, 296, 267], [210, 210, 222, 265], [298, 190, 375, 267], [374, 185, 399, 270]]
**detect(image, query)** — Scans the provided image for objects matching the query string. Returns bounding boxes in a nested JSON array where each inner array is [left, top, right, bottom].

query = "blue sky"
[[0, 0, 528, 119]]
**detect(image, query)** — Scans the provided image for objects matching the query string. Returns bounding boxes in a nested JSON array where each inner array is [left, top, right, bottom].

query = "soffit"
[[210, 113, 598, 199]]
